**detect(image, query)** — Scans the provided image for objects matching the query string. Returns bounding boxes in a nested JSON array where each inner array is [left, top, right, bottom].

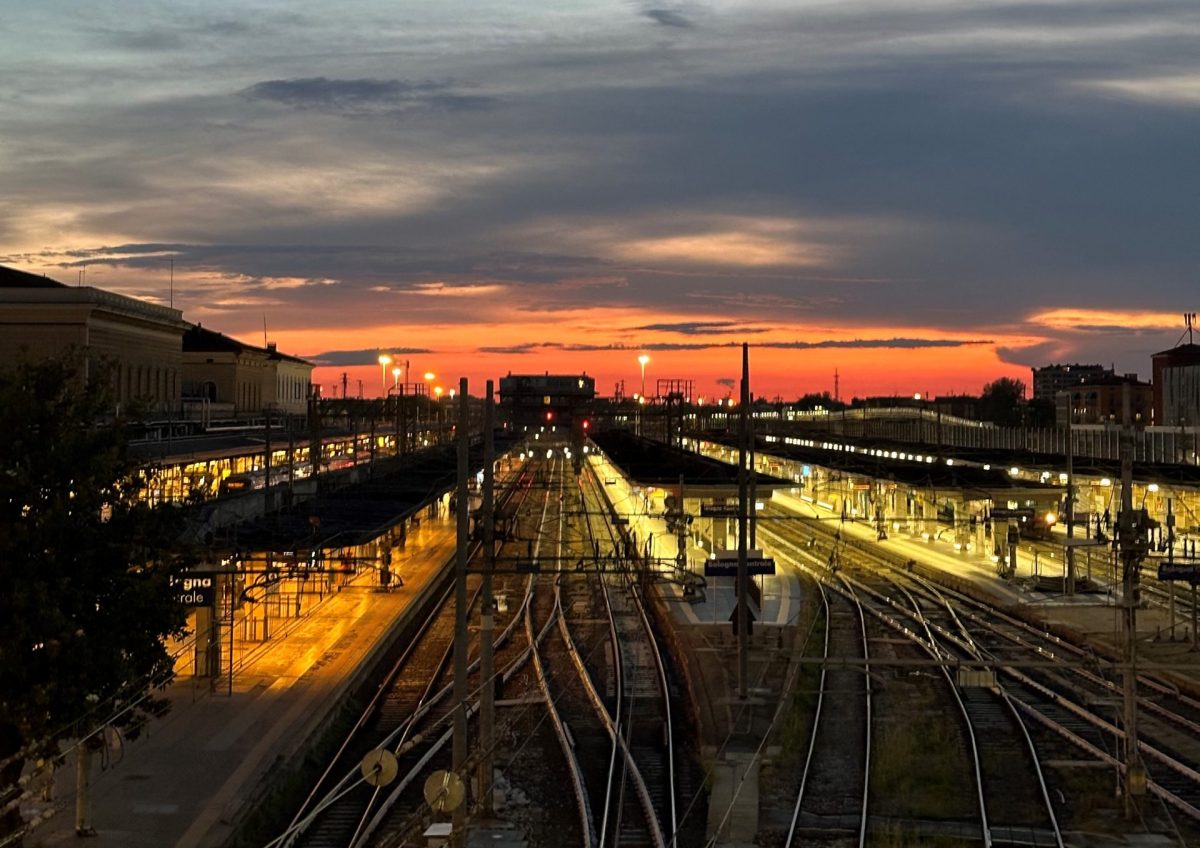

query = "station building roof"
[[590, 430, 791, 497], [701, 432, 1063, 502]]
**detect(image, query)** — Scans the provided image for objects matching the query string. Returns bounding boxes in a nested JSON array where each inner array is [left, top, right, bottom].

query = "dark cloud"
[[643, 9, 693, 29], [634, 321, 765, 335], [478, 337, 991, 354], [239, 77, 495, 116], [304, 347, 433, 366]]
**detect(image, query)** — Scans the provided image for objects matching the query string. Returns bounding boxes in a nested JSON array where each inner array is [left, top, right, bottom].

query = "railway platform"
[[25, 513, 458, 848]]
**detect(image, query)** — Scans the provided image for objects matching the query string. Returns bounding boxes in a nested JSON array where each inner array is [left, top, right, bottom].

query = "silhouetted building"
[[0, 264, 184, 415], [1055, 373, 1152, 427], [182, 325, 313, 419], [933, 395, 979, 419], [1032, 363, 1112, 401], [1152, 343, 1200, 427], [499, 373, 595, 431]]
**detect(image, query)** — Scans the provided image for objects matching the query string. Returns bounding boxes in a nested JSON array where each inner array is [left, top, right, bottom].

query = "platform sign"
[[172, 575, 215, 607], [1157, 562, 1200, 582], [991, 508, 1034, 521], [1062, 537, 1108, 548], [700, 503, 739, 518], [704, 550, 776, 577]]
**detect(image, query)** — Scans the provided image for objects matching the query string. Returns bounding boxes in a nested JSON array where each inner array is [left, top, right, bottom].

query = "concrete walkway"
[[26, 515, 457, 848]]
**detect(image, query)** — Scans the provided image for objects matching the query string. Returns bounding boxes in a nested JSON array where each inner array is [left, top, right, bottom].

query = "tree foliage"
[[0, 352, 188, 840], [793, 391, 847, 412], [979, 377, 1027, 426]]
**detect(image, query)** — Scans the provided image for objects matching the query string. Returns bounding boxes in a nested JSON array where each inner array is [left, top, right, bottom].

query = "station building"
[[0, 264, 313, 423], [182, 324, 313, 421], [0, 264, 185, 415]]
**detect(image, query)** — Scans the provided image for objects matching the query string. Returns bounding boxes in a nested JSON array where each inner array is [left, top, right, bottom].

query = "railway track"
[[762, 506, 1064, 845], [783, 580, 871, 846], [548, 464, 676, 848], [270, 458, 552, 847], [762, 498, 1200, 839]]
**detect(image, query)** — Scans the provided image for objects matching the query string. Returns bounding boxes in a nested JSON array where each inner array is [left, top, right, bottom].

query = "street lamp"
[[378, 353, 393, 397], [638, 354, 650, 400], [391, 366, 402, 390]]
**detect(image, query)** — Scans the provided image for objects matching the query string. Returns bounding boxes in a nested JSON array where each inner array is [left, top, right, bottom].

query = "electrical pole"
[[1119, 383, 1146, 818], [749, 409, 757, 550], [478, 380, 496, 813], [737, 343, 750, 699], [452, 377, 470, 843], [1066, 409, 1075, 594]]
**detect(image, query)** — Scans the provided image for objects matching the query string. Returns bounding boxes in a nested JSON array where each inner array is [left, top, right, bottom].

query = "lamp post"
[[420, 372, 435, 443], [434, 386, 445, 444], [378, 353, 393, 397], [638, 354, 650, 400], [392, 366, 402, 390]]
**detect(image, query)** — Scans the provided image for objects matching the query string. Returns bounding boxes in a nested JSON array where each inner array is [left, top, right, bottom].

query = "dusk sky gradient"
[[2, 1, 1198, 400]]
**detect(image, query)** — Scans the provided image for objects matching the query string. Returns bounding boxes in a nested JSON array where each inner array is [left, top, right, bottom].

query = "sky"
[[2, 0, 1198, 401]]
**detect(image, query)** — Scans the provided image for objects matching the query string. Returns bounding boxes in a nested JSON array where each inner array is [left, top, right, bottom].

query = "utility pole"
[[749, 409, 757, 550], [478, 381, 496, 813], [452, 377, 470, 843], [1119, 383, 1146, 818], [736, 343, 750, 699], [1066, 410, 1075, 594]]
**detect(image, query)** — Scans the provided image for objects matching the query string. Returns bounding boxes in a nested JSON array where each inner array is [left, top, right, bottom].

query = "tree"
[[793, 391, 847, 412], [0, 352, 188, 843], [979, 377, 1028, 426]]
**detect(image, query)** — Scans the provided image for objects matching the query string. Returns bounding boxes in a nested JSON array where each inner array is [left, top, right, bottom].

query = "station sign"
[[991, 508, 1034, 521], [700, 504, 739, 518], [700, 556, 777, 578], [172, 574, 215, 607], [1157, 562, 1200, 582]]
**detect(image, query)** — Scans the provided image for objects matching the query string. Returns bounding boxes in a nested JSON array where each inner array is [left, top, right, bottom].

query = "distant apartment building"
[[1152, 343, 1200, 427], [0, 264, 184, 415], [182, 325, 313, 419], [1032, 363, 1112, 401], [1055, 373, 1152, 427]]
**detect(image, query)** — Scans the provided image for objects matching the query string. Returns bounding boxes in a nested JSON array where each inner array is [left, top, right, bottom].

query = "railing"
[[710, 407, 1199, 466]]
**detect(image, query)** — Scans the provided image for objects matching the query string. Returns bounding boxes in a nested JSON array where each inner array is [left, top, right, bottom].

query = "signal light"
[[582, 420, 589, 430]]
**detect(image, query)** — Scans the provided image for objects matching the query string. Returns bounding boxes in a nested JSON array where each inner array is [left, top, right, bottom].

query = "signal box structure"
[[499, 373, 595, 433]]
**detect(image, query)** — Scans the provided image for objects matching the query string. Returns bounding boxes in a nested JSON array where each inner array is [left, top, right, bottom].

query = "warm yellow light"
[[391, 366, 402, 379], [638, 354, 650, 367], [378, 353, 392, 367], [424, 371, 435, 381], [913, 393, 922, 400], [1044, 511, 1057, 526], [434, 386, 444, 398]]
